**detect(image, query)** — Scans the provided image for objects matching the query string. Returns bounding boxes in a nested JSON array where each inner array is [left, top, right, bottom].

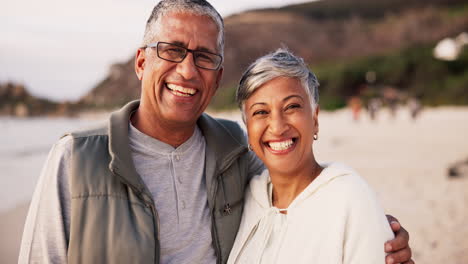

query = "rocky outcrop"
[[0, 82, 78, 117], [79, 60, 140, 109]]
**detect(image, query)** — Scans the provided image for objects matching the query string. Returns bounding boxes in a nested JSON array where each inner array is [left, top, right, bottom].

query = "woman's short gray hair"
[[236, 48, 320, 119], [142, 0, 224, 56]]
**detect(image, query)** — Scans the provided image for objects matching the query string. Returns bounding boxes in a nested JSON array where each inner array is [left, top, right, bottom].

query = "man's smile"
[[166, 83, 197, 97]]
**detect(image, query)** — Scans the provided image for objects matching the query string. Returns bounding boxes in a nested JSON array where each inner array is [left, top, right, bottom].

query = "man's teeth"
[[167, 83, 196, 96], [268, 139, 294, 151]]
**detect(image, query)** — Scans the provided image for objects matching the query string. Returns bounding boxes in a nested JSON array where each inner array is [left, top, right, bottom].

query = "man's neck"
[[130, 108, 196, 148]]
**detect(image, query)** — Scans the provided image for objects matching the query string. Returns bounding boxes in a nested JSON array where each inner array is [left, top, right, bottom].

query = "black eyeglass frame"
[[141, 41, 223, 71]]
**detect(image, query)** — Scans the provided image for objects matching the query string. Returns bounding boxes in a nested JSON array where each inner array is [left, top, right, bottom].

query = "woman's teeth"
[[268, 139, 294, 151], [166, 83, 196, 97]]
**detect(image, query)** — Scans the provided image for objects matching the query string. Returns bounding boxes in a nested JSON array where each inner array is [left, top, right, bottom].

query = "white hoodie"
[[228, 162, 394, 264]]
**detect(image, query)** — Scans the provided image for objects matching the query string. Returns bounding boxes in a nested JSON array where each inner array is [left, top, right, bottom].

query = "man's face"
[[135, 12, 223, 126]]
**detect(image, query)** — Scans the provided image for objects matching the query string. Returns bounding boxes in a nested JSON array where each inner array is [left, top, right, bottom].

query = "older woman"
[[228, 49, 395, 263]]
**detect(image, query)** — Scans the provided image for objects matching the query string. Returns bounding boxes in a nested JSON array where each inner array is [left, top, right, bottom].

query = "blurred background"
[[1, 0, 468, 263]]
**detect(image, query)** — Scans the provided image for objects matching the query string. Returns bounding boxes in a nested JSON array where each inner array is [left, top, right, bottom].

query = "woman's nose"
[[268, 113, 290, 136]]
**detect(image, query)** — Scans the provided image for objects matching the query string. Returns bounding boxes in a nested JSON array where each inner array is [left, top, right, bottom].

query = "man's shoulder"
[[65, 122, 108, 139], [65, 100, 137, 139], [56, 123, 110, 156], [199, 113, 246, 141], [214, 117, 244, 135]]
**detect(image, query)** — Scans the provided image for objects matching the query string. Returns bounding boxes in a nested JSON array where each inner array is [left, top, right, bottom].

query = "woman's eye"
[[252, 110, 268, 116], [286, 104, 301, 110]]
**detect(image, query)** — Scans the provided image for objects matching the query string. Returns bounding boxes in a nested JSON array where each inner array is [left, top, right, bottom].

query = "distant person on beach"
[[407, 97, 423, 120], [348, 95, 362, 121], [18, 1, 414, 263], [368, 97, 382, 121], [383, 87, 400, 119], [228, 49, 396, 263]]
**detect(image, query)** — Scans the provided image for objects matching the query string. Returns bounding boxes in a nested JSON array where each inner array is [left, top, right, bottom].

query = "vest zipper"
[[210, 173, 222, 264], [148, 201, 160, 264], [219, 175, 244, 216], [210, 147, 248, 263]]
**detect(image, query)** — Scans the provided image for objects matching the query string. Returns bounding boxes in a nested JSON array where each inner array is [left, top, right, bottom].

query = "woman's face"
[[244, 76, 319, 175]]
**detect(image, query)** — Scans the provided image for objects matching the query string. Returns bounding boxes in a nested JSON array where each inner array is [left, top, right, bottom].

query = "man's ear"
[[135, 49, 146, 81], [214, 66, 224, 90]]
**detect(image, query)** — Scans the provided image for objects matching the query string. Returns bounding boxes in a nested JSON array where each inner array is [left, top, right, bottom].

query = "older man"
[[19, 1, 413, 263]]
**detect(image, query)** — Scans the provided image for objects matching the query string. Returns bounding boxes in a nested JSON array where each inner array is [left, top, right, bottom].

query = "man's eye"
[[196, 53, 215, 63], [161, 47, 185, 57], [167, 48, 184, 54]]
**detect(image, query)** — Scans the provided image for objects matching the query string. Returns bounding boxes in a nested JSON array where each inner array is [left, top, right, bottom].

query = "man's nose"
[[176, 52, 198, 80]]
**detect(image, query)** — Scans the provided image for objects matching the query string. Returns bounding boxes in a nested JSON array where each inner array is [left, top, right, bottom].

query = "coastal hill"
[[81, 0, 468, 111]]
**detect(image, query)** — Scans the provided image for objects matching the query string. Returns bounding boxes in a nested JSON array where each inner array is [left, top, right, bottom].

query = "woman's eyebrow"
[[283, 95, 304, 102], [249, 102, 266, 110]]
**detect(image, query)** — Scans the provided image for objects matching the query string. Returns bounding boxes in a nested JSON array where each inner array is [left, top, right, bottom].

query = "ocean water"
[[0, 116, 106, 212]]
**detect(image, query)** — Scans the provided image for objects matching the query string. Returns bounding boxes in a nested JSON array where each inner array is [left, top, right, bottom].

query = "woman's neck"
[[270, 159, 323, 211]]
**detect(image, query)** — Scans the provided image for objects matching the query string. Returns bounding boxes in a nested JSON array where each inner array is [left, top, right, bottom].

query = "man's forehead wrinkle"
[[156, 14, 219, 54]]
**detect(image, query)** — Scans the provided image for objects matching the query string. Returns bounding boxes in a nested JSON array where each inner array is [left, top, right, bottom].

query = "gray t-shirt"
[[19, 122, 263, 263], [128, 124, 216, 264]]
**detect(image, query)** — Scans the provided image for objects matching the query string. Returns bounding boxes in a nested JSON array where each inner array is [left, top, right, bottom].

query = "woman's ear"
[[314, 106, 320, 134]]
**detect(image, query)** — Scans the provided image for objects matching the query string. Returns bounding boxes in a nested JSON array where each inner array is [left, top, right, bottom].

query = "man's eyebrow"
[[170, 41, 217, 54], [171, 41, 186, 47]]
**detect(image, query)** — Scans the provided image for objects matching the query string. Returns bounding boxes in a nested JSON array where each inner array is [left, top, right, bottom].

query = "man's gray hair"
[[142, 0, 224, 56], [237, 48, 320, 119]]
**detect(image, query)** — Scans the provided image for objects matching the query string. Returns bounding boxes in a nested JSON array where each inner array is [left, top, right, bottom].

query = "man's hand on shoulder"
[[385, 214, 414, 264]]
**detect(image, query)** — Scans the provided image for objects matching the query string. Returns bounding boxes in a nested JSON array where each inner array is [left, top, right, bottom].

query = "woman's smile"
[[264, 138, 297, 154]]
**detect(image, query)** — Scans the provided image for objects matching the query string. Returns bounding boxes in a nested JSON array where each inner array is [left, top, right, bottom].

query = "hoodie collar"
[[249, 162, 353, 211]]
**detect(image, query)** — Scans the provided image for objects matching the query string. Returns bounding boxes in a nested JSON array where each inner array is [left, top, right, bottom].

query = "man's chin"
[[163, 111, 201, 126]]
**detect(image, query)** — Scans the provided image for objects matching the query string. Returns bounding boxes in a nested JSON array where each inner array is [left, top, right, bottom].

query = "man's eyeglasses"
[[141, 42, 223, 70]]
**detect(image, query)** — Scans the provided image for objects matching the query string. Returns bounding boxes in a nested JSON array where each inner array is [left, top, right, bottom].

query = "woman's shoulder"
[[248, 169, 269, 185], [319, 162, 391, 229], [317, 162, 377, 199]]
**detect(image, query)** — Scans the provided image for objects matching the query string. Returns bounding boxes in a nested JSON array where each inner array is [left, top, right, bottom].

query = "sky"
[[0, 0, 313, 101]]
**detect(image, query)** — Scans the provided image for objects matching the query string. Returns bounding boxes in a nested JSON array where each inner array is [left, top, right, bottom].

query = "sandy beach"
[[2, 106, 467, 263]]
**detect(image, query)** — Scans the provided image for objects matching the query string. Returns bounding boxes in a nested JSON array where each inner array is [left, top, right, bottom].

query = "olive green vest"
[[67, 101, 252, 264]]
